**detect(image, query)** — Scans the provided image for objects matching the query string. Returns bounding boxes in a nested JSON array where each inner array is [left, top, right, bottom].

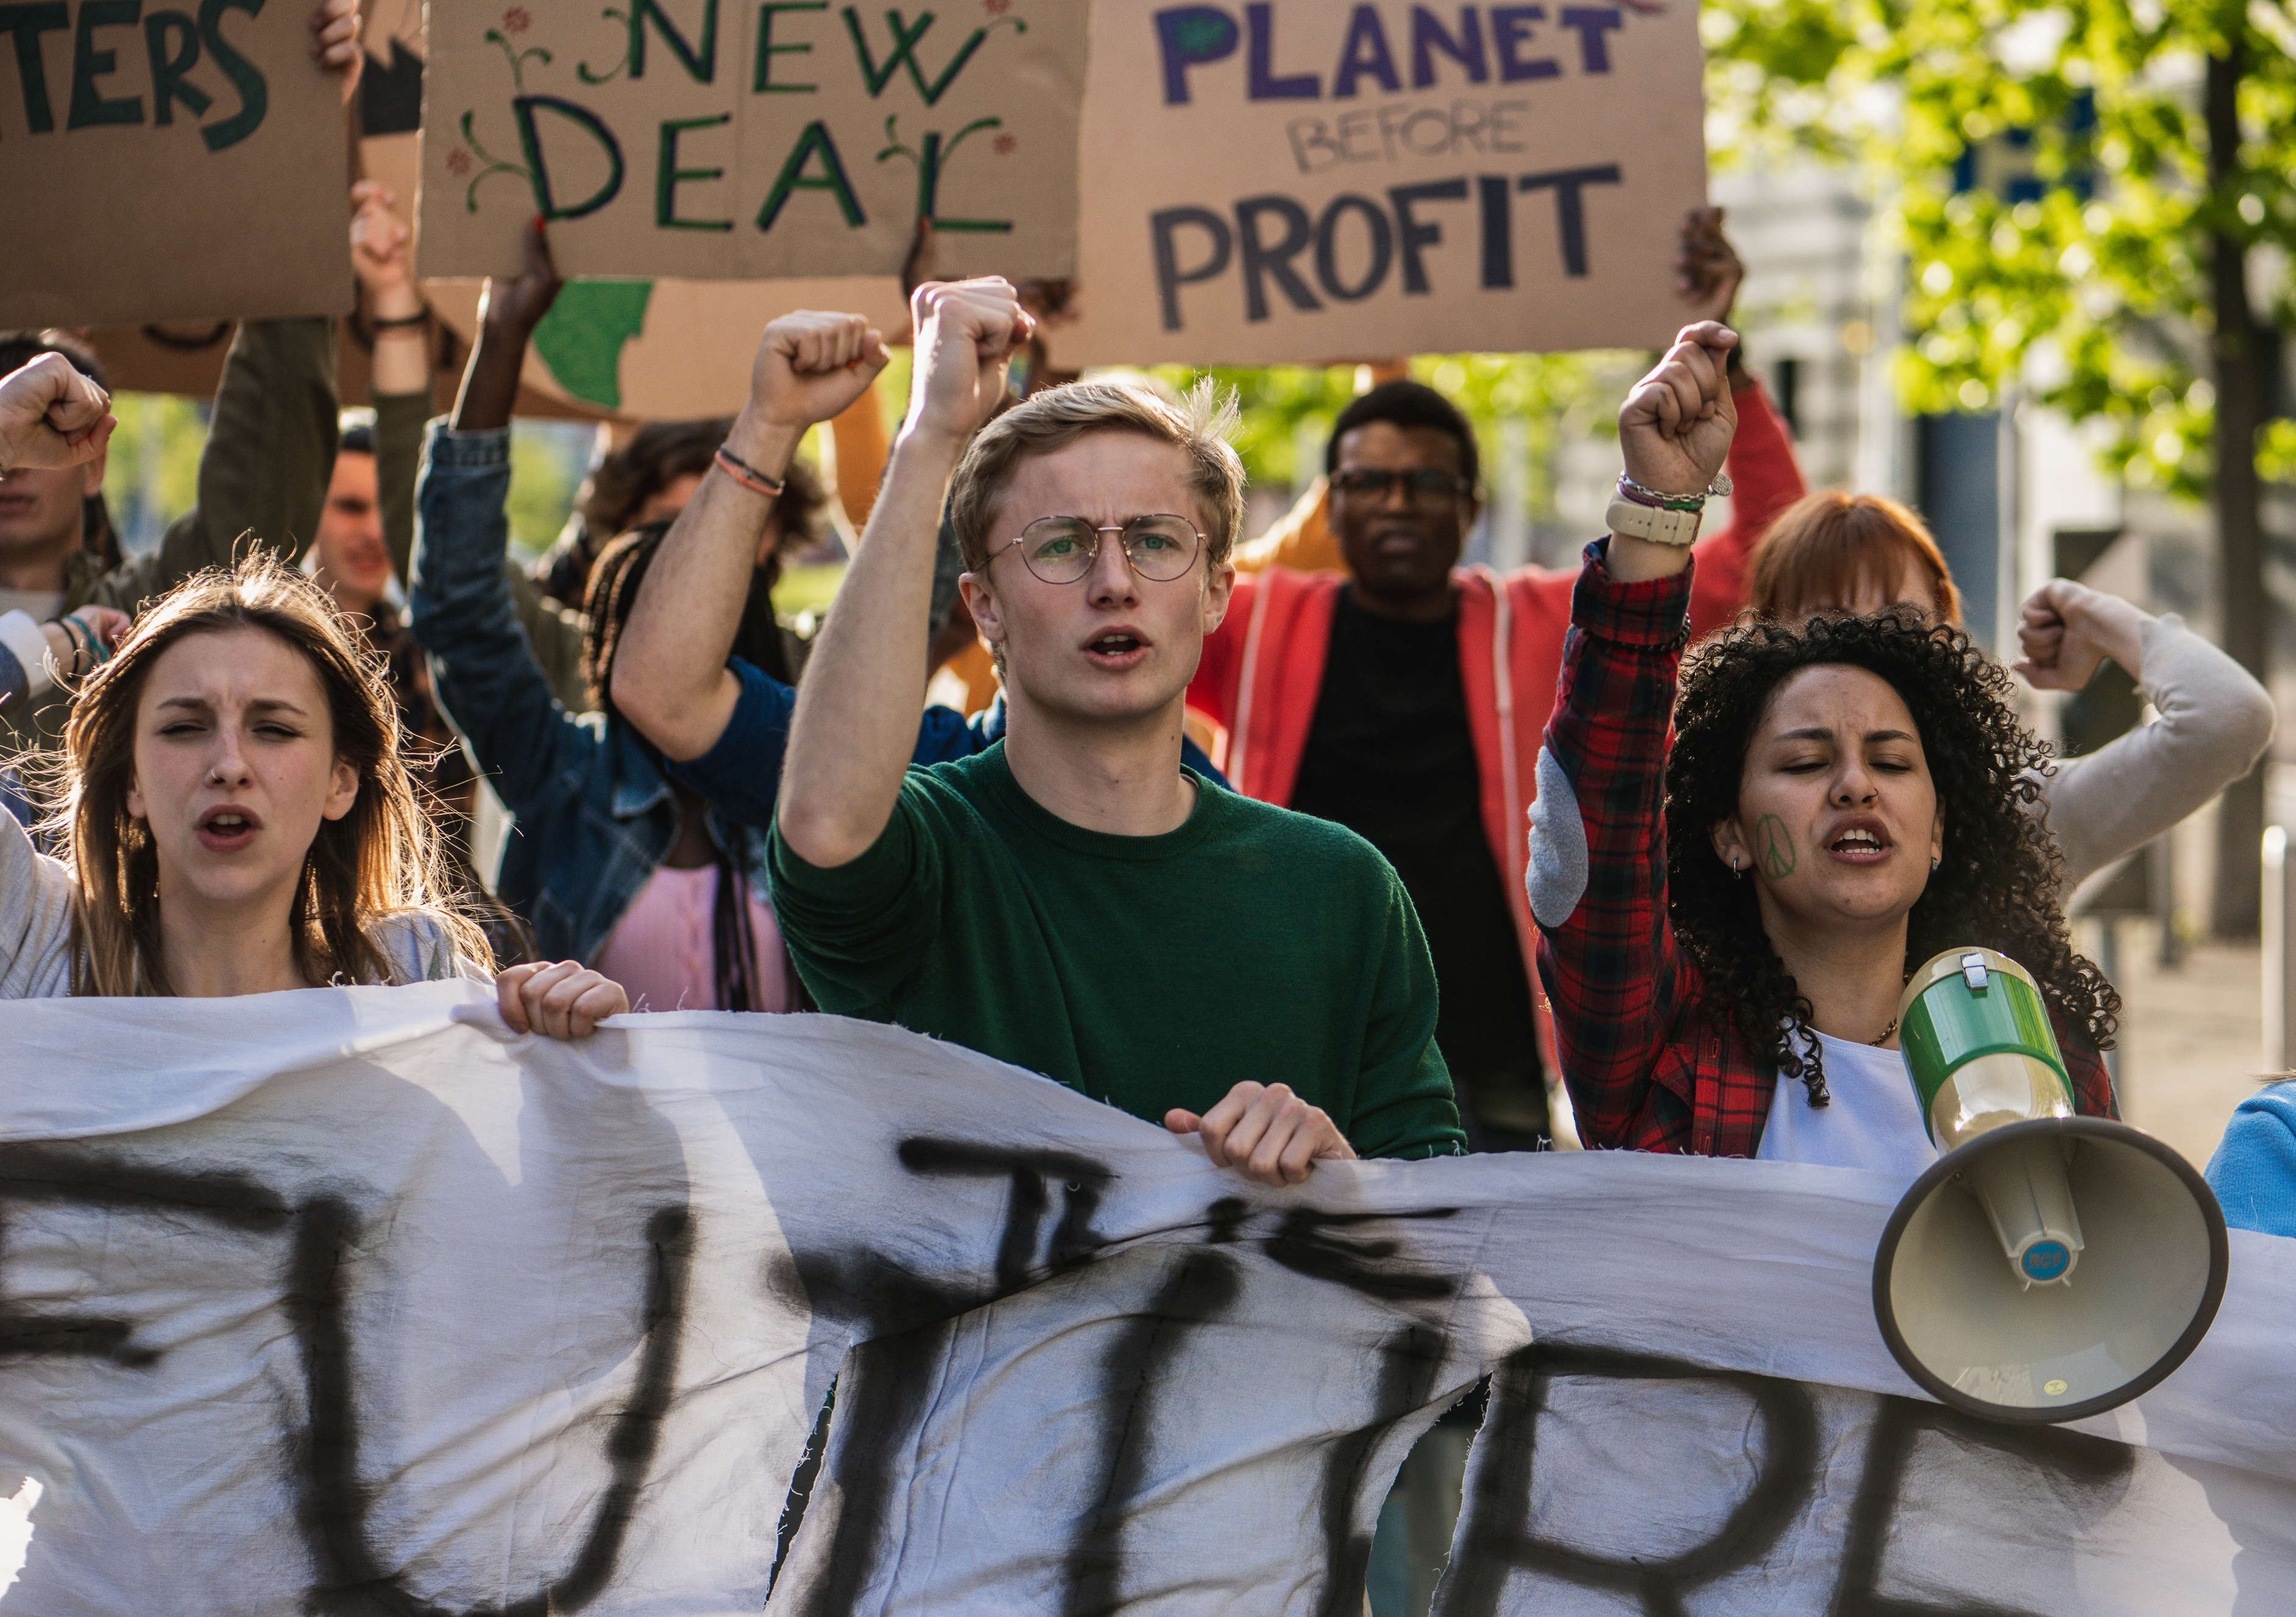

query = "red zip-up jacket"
[[1185, 381, 1805, 1017]]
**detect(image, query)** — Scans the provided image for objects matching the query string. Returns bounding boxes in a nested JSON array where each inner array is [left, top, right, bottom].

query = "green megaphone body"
[[1897, 948, 2082, 1285], [1873, 947, 2229, 1424]]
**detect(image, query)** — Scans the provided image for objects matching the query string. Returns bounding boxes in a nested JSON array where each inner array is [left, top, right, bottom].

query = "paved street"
[[2096, 922, 2268, 1171]]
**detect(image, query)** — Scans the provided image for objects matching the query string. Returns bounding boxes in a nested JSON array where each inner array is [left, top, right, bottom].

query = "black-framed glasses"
[[997, 514, 1206, 585], [1331, 467, 1473, 505]]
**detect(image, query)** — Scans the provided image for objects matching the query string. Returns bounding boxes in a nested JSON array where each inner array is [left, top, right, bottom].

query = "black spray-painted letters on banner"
[[2, 990, 2292, 1613]]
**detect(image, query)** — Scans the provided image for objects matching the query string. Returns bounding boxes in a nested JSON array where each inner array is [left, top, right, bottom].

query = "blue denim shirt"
[[410, 423, 747, 962]]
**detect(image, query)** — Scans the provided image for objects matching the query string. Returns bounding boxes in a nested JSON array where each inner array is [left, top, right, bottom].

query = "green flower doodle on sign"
[[1757, 814, 1796, 880], [487, 11, 554, 89], [877, 115, 1012, 233], [455, 110, 533, 213], [532, 282, 654, 410]]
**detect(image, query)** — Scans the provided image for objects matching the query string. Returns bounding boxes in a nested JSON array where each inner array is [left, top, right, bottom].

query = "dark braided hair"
[[583, 522, 788, 1011], [1665, 607, 2118, 1108]]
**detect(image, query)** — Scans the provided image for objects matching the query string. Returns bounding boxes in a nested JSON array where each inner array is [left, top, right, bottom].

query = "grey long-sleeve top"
[[2043, 614, 2276, 892], [0, 809, 481, 999]]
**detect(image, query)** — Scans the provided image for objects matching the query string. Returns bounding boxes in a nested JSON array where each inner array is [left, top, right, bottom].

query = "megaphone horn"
[[1873, 948, 2230, 1424]]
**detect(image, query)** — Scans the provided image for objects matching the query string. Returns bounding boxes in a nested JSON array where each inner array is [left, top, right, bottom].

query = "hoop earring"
[[1930, 856, 1941, 873], [1731, 856, 1743, 878]]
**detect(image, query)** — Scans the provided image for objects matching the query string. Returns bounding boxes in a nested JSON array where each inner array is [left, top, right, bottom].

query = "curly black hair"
[[1665, 607, 2118, 1108]]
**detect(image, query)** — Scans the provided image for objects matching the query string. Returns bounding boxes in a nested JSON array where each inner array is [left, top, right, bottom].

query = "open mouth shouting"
[[197, 804, 263, 853], [1082, 626, 1151, 671], [1825, 816, 1892, 864]]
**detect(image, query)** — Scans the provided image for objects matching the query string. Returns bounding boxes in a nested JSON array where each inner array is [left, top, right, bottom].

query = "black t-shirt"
[[1289, 588, 1547, 1144]]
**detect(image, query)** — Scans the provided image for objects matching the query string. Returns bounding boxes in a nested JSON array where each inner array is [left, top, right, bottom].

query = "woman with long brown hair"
[[0, 554, 625, 1035]]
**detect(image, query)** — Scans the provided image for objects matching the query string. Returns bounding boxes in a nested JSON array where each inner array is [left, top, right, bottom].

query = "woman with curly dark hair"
[[1528, 322, 2118, 1165]]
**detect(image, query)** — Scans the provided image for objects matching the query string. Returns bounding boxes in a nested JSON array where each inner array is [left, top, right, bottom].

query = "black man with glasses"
[[1188, 369, 1803, 1159], [612, 280, 1465, 1182], [1188, 210, 1804, 1165]]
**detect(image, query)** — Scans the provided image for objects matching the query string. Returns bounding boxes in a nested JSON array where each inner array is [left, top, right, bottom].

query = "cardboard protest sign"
[[0, 0, 349, 327], [417, 0, 1088, 284], [364, 4, 907, 419], [7, 989, 2296, 1613], [1049, 0, 1709, 367]]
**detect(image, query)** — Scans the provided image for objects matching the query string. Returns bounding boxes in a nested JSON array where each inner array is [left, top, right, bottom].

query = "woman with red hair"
[[1748, 489, 2273, 894]]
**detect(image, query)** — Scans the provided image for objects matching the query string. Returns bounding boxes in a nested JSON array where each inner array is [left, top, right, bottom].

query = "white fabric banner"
[[1, 985, 2290, 1615]]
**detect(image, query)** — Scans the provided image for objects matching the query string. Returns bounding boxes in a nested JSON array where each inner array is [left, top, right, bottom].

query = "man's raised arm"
[[611, 313, 889, 759], [775, 280, 1032, 869]]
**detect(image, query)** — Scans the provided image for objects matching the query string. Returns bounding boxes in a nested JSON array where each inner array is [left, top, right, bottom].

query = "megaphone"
[[1872, 947, 2230, 1423]]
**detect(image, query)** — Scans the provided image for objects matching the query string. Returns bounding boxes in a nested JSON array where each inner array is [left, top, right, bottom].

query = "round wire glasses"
[[996, 514, 1205, 585]]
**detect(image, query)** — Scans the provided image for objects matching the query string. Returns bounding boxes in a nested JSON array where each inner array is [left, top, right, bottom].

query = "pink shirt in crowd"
[[592, 864, 801, 1014]]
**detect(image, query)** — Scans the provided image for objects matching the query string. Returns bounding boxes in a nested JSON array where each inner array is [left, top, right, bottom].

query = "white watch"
[[1606, 497, 1702, 547]]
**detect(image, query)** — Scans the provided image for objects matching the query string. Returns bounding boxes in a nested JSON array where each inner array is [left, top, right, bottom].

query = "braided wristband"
[[715, 445, 785, 498]]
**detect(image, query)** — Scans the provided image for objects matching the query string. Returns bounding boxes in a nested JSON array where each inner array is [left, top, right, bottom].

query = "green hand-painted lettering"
[[754, 0, 826, 91], [877, 114, 1012, 233], [756, 118, 866, 229], [195, 0, 266, 153], [842, 6, 1025, 105], [1757, 814, 1796, 879]]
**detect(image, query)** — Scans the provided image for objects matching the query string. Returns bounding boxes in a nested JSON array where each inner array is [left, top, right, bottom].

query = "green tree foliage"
[[1704, 0, 2295, 498], [1154, 351, 1628, 509], [100, 394, 209, 553]]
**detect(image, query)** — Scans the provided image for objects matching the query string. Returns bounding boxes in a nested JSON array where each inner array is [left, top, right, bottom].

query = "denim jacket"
[[410, 424, 768, 964]]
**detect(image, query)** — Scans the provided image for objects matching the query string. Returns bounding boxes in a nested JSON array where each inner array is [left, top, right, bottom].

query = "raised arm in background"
[[0, 352, 114, 477], [406, 223, 585, 813], [352, 177, 434, 588], [1529, 323, 1738, 1146], [770, 281, 1027, 867], [610, 308, 890, 763], [2014, 578, 2277, 890], [77, 0, 364, 611], [79, 330, 335, 613]]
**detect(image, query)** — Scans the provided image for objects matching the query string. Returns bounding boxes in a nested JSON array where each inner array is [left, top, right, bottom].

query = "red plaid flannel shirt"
[[1535, 546, 2117, 1157]]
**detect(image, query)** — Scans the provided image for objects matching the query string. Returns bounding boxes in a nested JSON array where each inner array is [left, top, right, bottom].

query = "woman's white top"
[[0, 806, 480, 997], [1754, 1030, 1937, 1177]]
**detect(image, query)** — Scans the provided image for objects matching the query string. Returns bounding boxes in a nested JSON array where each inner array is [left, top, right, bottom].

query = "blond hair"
[[38, 555, 489, 995], [1749, 490, 1963, 625], [946, 377, 1245, 577]]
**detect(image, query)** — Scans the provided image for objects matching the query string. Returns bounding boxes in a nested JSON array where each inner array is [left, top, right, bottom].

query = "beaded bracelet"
[[714, 444, 785, 498]]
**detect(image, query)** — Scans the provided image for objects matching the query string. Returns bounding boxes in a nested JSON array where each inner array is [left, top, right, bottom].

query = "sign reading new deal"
[[418, 0, 1089, 282], [1051, 1, 1709, 368]]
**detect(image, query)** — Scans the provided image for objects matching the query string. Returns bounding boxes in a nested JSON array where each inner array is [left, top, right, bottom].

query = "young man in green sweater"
[[613, 278, 1464, 1181]]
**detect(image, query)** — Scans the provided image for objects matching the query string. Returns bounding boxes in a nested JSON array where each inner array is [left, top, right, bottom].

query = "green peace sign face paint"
[[1756, 813, 1796, 879]]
